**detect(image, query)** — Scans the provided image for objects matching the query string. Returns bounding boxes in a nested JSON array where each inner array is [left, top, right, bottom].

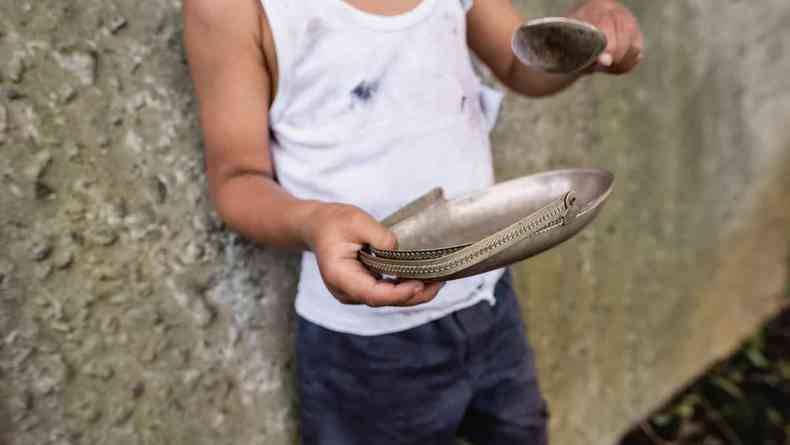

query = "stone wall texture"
[[1, 1, 788, 444]]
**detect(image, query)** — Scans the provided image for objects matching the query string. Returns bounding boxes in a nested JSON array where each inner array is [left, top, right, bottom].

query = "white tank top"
[[260, 0, 506, 335]]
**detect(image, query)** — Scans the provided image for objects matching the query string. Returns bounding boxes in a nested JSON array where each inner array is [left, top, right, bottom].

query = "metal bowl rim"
[[450, 167, 614, 214]]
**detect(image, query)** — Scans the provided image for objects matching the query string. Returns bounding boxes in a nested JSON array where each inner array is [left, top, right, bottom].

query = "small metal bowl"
[[512, 17, 608, 75], [359, 169, 615, 281]]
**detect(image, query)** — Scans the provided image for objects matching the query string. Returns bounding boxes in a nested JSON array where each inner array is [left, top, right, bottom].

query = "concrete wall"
[[0, 1, 788, 444], [496, 1, 790, 443]]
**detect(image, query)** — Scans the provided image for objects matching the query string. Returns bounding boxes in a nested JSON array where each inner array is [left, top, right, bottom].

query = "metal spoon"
[[512, 17, 608, 75]]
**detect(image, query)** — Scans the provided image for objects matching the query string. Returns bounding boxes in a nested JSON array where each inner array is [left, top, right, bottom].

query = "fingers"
[[400, 281, 446, 306], [348, 210, 398, 251], [610, 10, 631, 66], [325, 258, 446, 308], [572, 1, 644, 75], [610, 42, 641, 75], [326, 259, 424, 307], [595, 10, 619, 69], [613, 8, 644, 73], [363, 279, 426, 307]]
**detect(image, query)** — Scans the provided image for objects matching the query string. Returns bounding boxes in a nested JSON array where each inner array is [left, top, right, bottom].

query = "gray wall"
[[0, 1, 788, 444], [496, 1, 790, 443]]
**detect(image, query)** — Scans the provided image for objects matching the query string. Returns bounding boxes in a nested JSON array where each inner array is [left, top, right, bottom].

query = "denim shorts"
[[296, 270, 549, 445]]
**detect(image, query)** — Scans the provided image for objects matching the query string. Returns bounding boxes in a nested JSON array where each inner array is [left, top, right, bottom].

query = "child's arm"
[[467, 0, 644, 97], [182, 0, 443, 307]]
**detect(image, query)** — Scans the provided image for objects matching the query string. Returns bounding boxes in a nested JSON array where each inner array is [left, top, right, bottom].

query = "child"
[[183, 0, 643, 443]]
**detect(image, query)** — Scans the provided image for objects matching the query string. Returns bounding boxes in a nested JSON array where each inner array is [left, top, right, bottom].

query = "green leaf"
[[745, 346, 769, 369], [652, 413, 673, 426], [673, 394, 700, 419], [710, 376, 744, 399]]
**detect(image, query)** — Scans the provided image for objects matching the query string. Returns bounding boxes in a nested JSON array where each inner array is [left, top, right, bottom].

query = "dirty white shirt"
[[260, 0, 506, 335]]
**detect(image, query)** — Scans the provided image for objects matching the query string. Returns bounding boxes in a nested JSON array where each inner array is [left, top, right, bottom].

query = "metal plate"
[[359, 169, 615, 281]]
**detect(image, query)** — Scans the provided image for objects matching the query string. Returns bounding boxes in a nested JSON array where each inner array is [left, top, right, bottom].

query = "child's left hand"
[[568, 0, 644, 75], [467, 0, 644, 96]]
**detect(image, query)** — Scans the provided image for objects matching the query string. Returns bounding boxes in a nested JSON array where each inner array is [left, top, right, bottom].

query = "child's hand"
[[568, 0, 644, 75], [303, 203, 445, 307]]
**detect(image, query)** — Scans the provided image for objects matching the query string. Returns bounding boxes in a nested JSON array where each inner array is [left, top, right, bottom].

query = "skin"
[[182, 0, 643, 308]]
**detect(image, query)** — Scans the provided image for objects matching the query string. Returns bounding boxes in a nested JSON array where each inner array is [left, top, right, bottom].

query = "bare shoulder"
[[182, 0, 264, 47], [183, 0, 258, 26], [183, 0, 278, 92]]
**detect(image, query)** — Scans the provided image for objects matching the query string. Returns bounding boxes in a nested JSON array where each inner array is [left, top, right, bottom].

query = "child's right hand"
[[303, 203, 445, 307]]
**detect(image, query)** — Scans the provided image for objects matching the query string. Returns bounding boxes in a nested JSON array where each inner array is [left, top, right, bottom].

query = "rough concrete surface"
[[0, 1, 788, 445]]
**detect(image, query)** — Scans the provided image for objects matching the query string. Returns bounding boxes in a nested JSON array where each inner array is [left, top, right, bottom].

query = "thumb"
[[349, 209, 399, 251], [369, 224, 398, 251]]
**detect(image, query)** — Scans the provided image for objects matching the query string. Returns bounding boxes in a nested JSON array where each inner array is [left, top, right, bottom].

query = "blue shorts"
[[296, 271, 549, 445]]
